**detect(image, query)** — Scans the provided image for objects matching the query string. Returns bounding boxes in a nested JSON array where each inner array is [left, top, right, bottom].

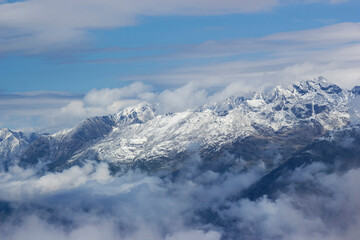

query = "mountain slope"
[[239, 123, 360, 201]]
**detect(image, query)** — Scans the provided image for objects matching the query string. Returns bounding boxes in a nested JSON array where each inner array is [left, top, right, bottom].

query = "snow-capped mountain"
[[1, 77, 359, 174]]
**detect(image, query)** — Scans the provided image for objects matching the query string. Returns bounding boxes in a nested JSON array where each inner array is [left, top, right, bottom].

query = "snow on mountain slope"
[[1, 77, 359, 173], [75, 107, 254, 164], [68, 77, 355, 167]]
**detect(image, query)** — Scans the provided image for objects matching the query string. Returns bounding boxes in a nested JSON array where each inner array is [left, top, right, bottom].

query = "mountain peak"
[[315, 75, 329, 83], [292, 77, 343, 95], [114, 102, 155, 124]]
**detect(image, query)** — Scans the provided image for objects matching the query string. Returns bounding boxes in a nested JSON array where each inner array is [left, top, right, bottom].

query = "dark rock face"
[[352, 86, 360, 95], [289, 103, 329, 118], [291, 104, 313, 119], [241, 125, 360, 201], [314, 104, 329, 114], [217, 110, 229, 116], [199, 120, 325, 173], [319, 83, 343, 94], [273, 101, 289, 111], [20, 136, 51, 167], [293, 84, 309, 95]]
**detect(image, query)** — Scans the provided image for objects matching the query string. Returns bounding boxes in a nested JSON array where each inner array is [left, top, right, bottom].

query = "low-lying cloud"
[[0, 155, 263, 240], [0, 150, 359, 240]]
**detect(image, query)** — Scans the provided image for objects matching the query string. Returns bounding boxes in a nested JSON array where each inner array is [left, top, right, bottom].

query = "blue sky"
[[0, 0, 359, 130]]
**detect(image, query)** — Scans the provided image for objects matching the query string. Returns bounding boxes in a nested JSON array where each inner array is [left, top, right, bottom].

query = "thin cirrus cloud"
[[0, 0, 351, 55], [66, 22, 360, 64], [126, 22, 360, 89], [162, 22, 360, 61], [0, 0, 279, 54]]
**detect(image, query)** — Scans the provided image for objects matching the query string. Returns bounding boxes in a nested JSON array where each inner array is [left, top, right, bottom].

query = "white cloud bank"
[[0, 153, 359, 240], [0, 154, 263, 240]]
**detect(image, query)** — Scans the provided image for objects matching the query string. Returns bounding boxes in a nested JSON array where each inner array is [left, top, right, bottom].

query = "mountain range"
[[1, 77, 359, 175]]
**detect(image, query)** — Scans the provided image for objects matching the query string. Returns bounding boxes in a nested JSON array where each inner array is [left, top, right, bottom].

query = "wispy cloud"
[[0, 91, 82, 131], [0, 0, 279, 55], [124, 22, 360, 90], [0, 0, 353, 56]]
